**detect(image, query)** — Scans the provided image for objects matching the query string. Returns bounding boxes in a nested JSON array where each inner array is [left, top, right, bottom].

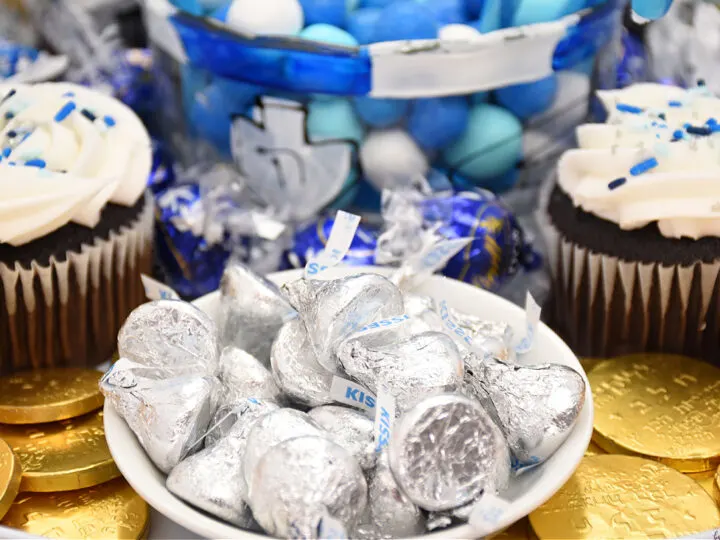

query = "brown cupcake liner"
[[0, 194, 154, 375], [543, 216, 720, 362]]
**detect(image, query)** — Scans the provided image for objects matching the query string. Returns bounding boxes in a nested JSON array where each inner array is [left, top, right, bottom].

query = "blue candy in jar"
[[425, 191, 540, 290], [299, 0, 353, 28], [346, 8, 382, 44], [407, 96, 470, 151], [494, 74, 558, 120], [371, 0, 439, 42], [286, 216, 378, 269], [154, 183, 231, 298], [416, 0, 465, 25]]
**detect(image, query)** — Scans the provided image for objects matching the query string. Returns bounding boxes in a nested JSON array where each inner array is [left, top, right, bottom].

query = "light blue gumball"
[[632, 0, 672, 20], [299, 0, 352, 28], [443, 103, 523, 182], [494, 74, 557, 120], [307, 99, 365, 145], [197, 0, 227, 12], [408, 97, 469, 151], [353, 97, 409, 128], [347, 8, 381, 44], [371, 1, 439, 42], [476, 0, 501, 32], [500, 0, 519, 27], [471, 91, 488, 104], [210, 2, 232, 21], [170, 0, 204, 15], [189, 83, 244, 157], [359, 0, 393, 8], [300, 23, 358, 46], [417, 0, 465, 25], [512, 0, 578, 26]]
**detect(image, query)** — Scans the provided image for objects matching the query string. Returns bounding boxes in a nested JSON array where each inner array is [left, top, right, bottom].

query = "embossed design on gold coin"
[[585, 441, 605, 457], [687, 469, 720, 506], [0, 409, 120, 492], [0, 369, 104, 424], [589, 354, 720, 472], [1, 476, 149, 539], [0, 439, 21, 521], [529, 455, 720, 539]]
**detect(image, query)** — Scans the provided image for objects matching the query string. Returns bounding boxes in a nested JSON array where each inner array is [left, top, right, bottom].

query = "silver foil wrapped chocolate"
[[403, 294, 444, 334], [450, 307, 514, 362], [219, 346, 284, 406], [166, 397, 278, 526], [336, 331, 464, 412], [283, 274, 405, 373], [357, 450, 425, 539], [389, 393, 510, 511], [243, 408, 327, 488], [248, 436, 368, 538], [308, 405, 375, 470], [117, 300, 220, 376], [205, 399, 280, 448], [100, 358, 220, 473], [271, 319, 334, 407], [220, 263, 295, 365], [468, 358, 586, 468]]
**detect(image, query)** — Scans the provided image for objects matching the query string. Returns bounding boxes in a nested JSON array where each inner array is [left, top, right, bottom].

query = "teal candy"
[[171, 0, 204, 14], [512, 0, 578, 25], [443, 104, 522, 182], [198, 0, 227, 12], [476, 0, 501, 32], [307, 99, 365, 145], [495, 75, 557, 120], [353, 97, 409, 128], [299, 23, 358, 46], [471, 91, 488, 105], [210, 1, 232, 20]]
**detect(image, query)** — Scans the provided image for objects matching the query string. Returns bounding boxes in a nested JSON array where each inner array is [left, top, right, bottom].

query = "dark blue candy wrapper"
[[286, 216, 378, 269], [154, 183, 230, 298], [425, 191, 541, 291], [148, 140, 176, 195]]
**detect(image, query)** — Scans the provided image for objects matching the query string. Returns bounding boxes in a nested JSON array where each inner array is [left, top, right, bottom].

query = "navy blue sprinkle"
[[24, 159, 46, 168], [4, 111, 13, 120], [630, 157, 659, 176], [81, 109, 96, 122], [0, 89, 16, 105], [658, 113, 667, 121], [687, 125, 712, 136], [6, 130, 16, 138], [616, 103, 643, 114], [608, 178, 627, 190], [62, 91, 75, 98], [699, 79, 706, 86]]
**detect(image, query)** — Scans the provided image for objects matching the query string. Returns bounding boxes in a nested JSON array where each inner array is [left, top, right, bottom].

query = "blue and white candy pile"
[[172, 0, 605, 198]]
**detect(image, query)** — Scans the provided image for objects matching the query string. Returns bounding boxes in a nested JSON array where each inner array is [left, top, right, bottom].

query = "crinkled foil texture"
[[308, 405, 375, 470], [219, 346, 284, 406]]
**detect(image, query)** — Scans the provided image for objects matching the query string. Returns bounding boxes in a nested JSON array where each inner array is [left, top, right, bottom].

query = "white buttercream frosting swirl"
[[0, 82, 151, 246], [558, 83, 720, 240]]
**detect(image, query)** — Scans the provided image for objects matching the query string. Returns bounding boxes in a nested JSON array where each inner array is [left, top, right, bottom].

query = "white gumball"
[[360, 129, 429, 191], [438, 24, 482, 41], [225, 0, 304, 35]]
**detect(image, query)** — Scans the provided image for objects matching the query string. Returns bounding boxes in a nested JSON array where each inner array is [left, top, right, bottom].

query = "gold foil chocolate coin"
[[0, 369, 104, 424], [0, 439, 21, 521], [489, 518, 531, 539], [529, 455, 720, 539], [687, 469, 720, 505], [584, 441, 605, 457], [0, 409, 120, 492], [1, 476, 149, 539], [589, 354, 720, 472]]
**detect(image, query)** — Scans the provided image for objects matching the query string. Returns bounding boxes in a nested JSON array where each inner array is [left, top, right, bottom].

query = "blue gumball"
[[512, 0, 579, 26], [210, 2, 232, 21], [494, 74, 557, 120], [300, 23, 358, 46], [632, 0, 672, 20], [359, 0, 392, 8], [408, 97, 469, 151], [443, 103, 523, 182], [189, 83, 244, 157], [307, 99, 365, 145], [299, 0, 352, 28], [417, 0, 465, 25], [353, 97, 409, 128], [371, 1, 439, 42], [347, 8, 381, 44], [197, 0, 227, 12]]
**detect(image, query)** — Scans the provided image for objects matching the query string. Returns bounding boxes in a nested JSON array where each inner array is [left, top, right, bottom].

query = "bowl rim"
[[104, 266, 594, 539]]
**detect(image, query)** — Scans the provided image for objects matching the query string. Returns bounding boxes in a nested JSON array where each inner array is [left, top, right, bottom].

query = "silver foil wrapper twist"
[[220, 263, 295, 365], [219, 346, 284, 407], [271, 319, 334, 408], [282, 274, 405, 373], [449, 306, 514, 362], [308, 405, 375, 470], [117, 300, 220, 376], [248, 436, 368, 538], [357, 450, 425, 539], [166, 397, 278, 526], [389, 393, 510, 511], [205, 399, 280, 448], [243, 408, 327, 489], [403, 294, 444, 334], [468, 358, 586, 467], [336, 331, 464, 412], [100, 358, 220, 473]]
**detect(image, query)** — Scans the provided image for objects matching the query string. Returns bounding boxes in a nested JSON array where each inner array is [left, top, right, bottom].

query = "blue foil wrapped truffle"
[[286, 215, 378, 269]]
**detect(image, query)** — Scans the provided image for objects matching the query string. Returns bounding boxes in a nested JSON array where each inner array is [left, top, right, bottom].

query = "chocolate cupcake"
[[544, 83, 720, 362], [0, 82, 153, 374]]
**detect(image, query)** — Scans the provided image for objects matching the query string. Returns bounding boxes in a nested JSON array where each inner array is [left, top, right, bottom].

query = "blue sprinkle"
[[61, 91, 75, 97], [6, 130, 16, 138], [687, 125, 712, 136], [698, 79, 706, 86], [616, 103, 643, 114], [24, 159, 46, 168], [658, 113, 667, 121], [672, 129, 685, 141], [630, 157, 659, 176], [608, 177, 627, 190], [2, 148, 10, 158], [80, 109, 96, 122], [7, 161, 15, 166], [707, 118, 717, 126], [54, 101, 76, 122], [103, 115, 116, 127], [0, 88, 16, 105], [4, 111, 14, 120], [669, 100, 683, 108]]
